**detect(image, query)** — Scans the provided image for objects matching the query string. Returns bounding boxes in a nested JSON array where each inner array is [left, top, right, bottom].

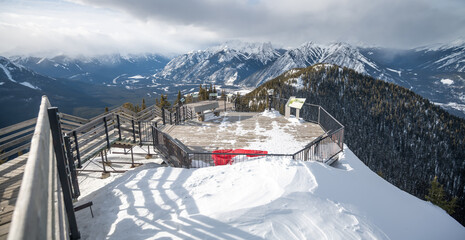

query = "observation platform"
[[163, 111, 325, 154]]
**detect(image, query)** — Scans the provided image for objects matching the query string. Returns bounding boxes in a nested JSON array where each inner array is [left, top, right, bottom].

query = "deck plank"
[[0, 154, 28, 240]]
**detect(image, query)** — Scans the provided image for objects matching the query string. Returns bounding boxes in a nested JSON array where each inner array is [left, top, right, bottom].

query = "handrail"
[[8, 96, 69, 239]]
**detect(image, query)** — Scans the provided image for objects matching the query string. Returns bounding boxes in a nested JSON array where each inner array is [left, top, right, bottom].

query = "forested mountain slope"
[[243, 64, 465, 225]]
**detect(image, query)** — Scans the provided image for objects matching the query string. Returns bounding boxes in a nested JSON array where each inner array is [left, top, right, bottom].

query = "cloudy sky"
[[0, 0, 464, 57]]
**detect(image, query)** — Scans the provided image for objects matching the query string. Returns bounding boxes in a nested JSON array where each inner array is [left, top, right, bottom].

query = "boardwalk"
[[0, 154, 28, 240], [164, 111, 325, 153]]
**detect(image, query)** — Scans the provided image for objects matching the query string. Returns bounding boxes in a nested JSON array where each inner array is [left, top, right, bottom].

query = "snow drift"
[[75, 146, 465, 239]]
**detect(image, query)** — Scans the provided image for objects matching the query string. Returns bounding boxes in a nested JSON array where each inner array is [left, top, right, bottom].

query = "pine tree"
[[122, 102, 135, 112], [105, 107, 109, 113], [176, 90, 182, 105], [425, 176, 457, 214], [142, 98, 146, 110]]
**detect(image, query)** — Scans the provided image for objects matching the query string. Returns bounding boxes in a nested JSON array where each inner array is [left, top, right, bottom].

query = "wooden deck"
[[164, 111, 325, 153], [0, 154, 28, 240]]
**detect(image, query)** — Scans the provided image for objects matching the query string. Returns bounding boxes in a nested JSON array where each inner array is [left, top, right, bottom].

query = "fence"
[[8, 96, 79, 240], [268, 97, 344, 164]]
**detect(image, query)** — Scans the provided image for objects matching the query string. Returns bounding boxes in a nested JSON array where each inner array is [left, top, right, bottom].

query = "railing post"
[[268, 95, 272, 111], [183, 106, 186, 122], [162, 108, 166, 125], [318, 106, 321, 124], [64, 135, 80, 199], [131, 119, 136, 143], [138, 121, 142, 146], [117, 114, 121, 140], [103, 116, 110, 149], [224, 96, 227, 112], [170, 111, 173, 125], [72, 130, 82, 168], [47, 107, 80, 240]]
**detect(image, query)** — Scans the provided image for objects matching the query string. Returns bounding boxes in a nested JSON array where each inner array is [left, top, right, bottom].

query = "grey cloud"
[[74, 0, 465, 48]]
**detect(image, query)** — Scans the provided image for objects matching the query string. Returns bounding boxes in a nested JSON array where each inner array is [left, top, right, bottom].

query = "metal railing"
[[8, 96, 79, 240], [233, 95, 345, 164]]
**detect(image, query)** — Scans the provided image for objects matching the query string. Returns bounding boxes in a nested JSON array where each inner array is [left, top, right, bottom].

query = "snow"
[[76, 145, 465, 239], [440, 78, 454, 85], [0, 63, 16, 82], [225, 72, 237, 86], [433, 101, 465, 113], [386, 68, 402, 77], [129, 75, 145, 79], [20, 81, 40, 90], [0, 82, 4, 86]]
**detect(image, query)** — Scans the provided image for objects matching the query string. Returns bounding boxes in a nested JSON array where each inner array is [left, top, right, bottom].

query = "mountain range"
[[152, 40, 465, 117], [2, 40, 465, 124]]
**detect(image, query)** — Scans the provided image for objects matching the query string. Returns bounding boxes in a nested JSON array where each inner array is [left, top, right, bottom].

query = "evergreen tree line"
[[239, 65, 465, 225]]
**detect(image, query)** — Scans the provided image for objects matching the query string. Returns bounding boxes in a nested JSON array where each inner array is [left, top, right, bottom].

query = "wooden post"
[[170, 112, 173, 125]]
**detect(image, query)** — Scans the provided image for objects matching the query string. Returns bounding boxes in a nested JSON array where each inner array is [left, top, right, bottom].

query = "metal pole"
[[72, 131, 82, 168], [47, 107, 80, 240], [170, 112, 173, 125], [131, 119, 136, 143], [318, 106, 321, 124], [103, 116, 110, 149], [117, 114, 121, 140], [64, 135, 80, 199], [151, 126, 156, 148], [130, 147, 135, 168], [101, 151, 107, 173], [183, 106, 186, 122], [224, 96, 227, 112]]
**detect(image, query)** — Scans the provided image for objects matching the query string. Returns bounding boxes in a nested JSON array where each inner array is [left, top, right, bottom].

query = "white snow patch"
[[434, 101, 465, 112], [0, 82, 4, 86], [440, 78, 454, 85], [0, 63, 16, 83], [261, 109, 281, 118], [20, 82, 40, 90], [225, 72, 238, 86]]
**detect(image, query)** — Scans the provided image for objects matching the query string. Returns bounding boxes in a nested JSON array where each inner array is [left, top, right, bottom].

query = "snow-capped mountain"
[[11, 53, 170, 85], [416, 40, 465, 72], [242, 42, 391, 86], [154, 41, 284, 86], [0, 56, 157, 127], [154, 40, 465, 118]]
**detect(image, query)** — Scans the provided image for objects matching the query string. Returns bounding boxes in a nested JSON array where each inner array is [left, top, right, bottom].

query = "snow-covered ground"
[[75, 145, 465, 239]]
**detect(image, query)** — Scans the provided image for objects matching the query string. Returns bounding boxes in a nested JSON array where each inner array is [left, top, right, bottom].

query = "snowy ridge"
[[0, 62, 16, 83]]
